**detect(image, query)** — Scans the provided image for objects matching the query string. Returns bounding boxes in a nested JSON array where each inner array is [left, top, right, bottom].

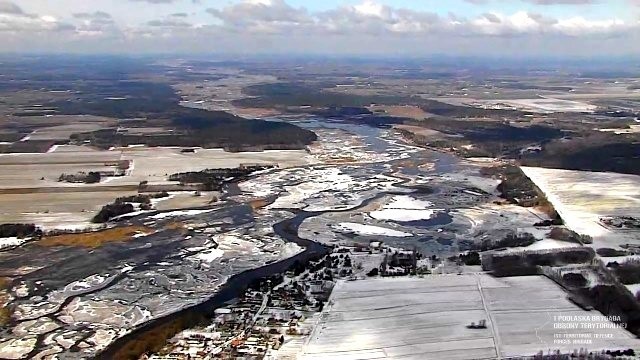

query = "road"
[[212, 290, 271, 355]]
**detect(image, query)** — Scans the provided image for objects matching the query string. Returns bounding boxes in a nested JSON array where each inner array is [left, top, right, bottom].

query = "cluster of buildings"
[[145, 249, 353, 360], [144, 242, 445, 360]]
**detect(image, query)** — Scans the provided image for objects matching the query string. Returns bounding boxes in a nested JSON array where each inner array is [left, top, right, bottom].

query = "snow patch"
[[268, 168, 355, 209], [385, 195, 434, 210], [334, 223, 412, 237], [0, 237, 29, 250], [151, 208, 216, 220], [625, 283, 640, 297], [523, 239, 580, 251], [279, 242, 304, 259], [0, 337, 37, 359], [194, 249, 225, 263], [370, 195, 443, 222]]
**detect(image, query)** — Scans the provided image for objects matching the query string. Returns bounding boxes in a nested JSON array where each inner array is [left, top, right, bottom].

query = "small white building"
[[214, 308, 234, 323]]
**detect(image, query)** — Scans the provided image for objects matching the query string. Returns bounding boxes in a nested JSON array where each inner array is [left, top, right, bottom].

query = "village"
[[141, 225, 640, 360], [143, 241, 440, 360]]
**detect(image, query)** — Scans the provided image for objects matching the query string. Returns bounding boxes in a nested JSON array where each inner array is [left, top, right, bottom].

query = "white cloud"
[[147, 18, 192, 28], [553, 16, 628, 35], [0, 2, 75, 34], [73, 11, 112, 20], [69, 11, 119, 37], [353, 0, 389, 18], [318, 2, 441, 35], [206, 0, 314, 34], [308, 2, 633, 38], [0, 0, 638, 55]]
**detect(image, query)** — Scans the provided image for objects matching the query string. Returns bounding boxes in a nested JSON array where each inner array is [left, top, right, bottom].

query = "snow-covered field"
[[598, 125, 640, 135], [301, 275, 637, 360], [0, 145, 311, 230], [502, 98, 597, 113], [433, 97, 597, 113], [521, 167, 640, 250], [112, 146, 312, 186], [522, 238, 580, 251]]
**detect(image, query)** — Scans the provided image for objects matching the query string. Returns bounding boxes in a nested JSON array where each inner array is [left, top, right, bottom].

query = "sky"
[[1, 0, 640, 57]]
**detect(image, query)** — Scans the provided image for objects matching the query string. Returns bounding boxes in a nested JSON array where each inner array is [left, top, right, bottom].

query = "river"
[[96, 118, 463, 359]]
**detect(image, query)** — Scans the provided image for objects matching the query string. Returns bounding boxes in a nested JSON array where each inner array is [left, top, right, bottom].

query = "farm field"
[[521, 167, 640, 250], [0, 147, 121, 189], [0, 145, 311, 229], [0, 145, 311, 189], [301, 275, 638, 360], [0, 190, 138, 230], [110, 146, 311, 185], [432, 97, 597, 113]]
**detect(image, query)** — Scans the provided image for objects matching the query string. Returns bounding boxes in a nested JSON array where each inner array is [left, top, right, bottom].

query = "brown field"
[[323, 156, 360, 164], [163, 222, 185, 230], [393, 124, 445, 138], [0, 278, 11, 326], [162, 222, 189, 236], [38, 226, 151, 248], [0, 185, 137, 195], [111, 315, 199, 360], [0, 302, 11, 326], [0, 190, 139, 229], [249, 198, 269, 210]]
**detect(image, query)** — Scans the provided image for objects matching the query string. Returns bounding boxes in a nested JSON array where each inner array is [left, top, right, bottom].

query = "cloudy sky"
[[1, 0, 640, 57]]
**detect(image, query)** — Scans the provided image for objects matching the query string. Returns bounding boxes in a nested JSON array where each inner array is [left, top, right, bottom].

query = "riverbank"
[[96, 208, 331, 359]]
